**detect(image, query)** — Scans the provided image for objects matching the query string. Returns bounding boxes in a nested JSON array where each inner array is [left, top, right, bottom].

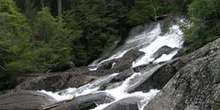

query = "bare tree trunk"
[[41, 0, 44, 8], [57, 0, 62, 24]]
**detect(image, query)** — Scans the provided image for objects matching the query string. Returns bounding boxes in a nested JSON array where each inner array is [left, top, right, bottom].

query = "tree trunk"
[[41, 0, 44, 8], [57, 0, 62, 24]]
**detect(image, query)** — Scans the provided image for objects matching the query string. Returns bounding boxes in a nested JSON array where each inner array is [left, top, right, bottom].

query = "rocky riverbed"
[[2, 20, 220, 110]]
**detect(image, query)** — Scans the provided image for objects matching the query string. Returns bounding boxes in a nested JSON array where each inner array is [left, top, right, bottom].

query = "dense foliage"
[[10, 0, 185, 69], [3, 0, 219, 90], [186, 0, 220, 49], [0, 0, 30, 90]]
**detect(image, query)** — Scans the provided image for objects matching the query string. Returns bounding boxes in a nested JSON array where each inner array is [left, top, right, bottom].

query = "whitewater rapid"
[[38, 20, 185, 110]]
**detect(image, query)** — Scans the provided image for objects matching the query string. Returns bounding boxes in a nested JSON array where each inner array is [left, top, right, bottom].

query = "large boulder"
[[99, 69, 134, 90], [13, 72, 97, 92], [153, 45, 179, 59], [131, 59, 178, 93], [13, 68, 120, 92], [144, 38, 220, 110], [96, 59, 117, 70], [0, 91, 55, 110], [102, 97, 140, 110], [112, 49, 145, 71], [44, 92, 114, 110], [97, 49, 145, 71], [110, 69, 134, 83]]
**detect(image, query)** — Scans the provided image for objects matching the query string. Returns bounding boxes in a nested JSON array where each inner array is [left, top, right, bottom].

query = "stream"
[[39, 19, 185, 110]]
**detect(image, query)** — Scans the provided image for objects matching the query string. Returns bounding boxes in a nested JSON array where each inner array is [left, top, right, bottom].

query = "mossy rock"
[[213, 102, 220, 110], [215, 71, 220, 83]]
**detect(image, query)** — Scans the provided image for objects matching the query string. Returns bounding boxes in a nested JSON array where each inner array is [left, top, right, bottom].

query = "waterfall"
[[38, 19, 186, 110]]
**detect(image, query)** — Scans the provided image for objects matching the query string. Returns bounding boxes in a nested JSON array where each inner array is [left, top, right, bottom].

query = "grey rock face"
[[144, 38, 220, 110], [6, 33, 220, 110], [102, 97, 140, 110], [131, 60, 177, 93], [45, 92, 114, 110], [97, 49, 145, 71], [13, 68, 119, 92], [153, 45, 178, 60], [112, 49, 144, 71], [13, 72, 97, 92], [0, 91, 55, 110]]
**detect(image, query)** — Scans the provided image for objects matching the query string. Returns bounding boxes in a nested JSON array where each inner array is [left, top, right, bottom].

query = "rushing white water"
[[89, 22, 184, 70], [92, 90, 159, 110], [38, 20, 186, 110], [89, 23, 161, 70], [132, 25, 184, 67], [39, 73, 119, 101], [91, 65, 163, 110]]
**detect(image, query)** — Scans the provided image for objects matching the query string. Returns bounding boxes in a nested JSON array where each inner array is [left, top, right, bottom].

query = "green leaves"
[[0, 0, 30, 90], [27, 7, 74, 72], [186, 0, 220, 49]]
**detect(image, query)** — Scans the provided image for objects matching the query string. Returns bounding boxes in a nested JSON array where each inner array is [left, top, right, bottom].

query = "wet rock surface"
[[153, 45, 178, 59], [0, 91, 55, 110], [45, 92, 114, 110], [13, 72, 97, 92], [112, 49, 145, 71], [13, 68, 119, 92], [131, 60, 177, 93], [4, 34, 220, 110], [97, 49, 144, 71], [102, 97, 140, 110], [144, 38, 220, 110]]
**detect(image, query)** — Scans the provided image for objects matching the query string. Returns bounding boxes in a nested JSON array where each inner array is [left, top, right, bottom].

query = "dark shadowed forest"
[[0, 0, 220, 91]]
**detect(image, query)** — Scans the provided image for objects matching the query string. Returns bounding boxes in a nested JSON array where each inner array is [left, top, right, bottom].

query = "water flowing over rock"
[[100, 97, 141, 110], [13, 71, 97, 92], [44, 92, 115, 110], [0, 91, 55, 110], [13, 68, 120, 92], [0, 19, 186, 110], [96, 49, 145, 71], [111, 49, 145, 71], [131, 59, 178, 93], [144, 38, 220, 110], [153, 45, 179, 60]]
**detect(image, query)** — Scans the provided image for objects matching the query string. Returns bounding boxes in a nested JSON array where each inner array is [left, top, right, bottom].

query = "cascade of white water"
[[91, 64, 163, 110], [88, 23, 161, 71], [39, 73, 119, 101], [132, 24, 184, 67], [38, 19, 186, 110]]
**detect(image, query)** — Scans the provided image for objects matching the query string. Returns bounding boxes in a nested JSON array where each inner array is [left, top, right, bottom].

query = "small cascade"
[[38, 19, 186, 110], [132, 25, 184, 67], [39, 73, 119, 101], [89, 21, 184, 71], [89, 23, 161, 71], [91, 64, 164, 110]]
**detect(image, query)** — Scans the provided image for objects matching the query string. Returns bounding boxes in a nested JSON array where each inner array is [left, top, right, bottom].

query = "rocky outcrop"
[[13, 72, 97, 92], [102, 97, 140, 110], [112, 49, 144, 71], [110, 69, 134, 83], [144, 38, 220, 110], [13, 68, 120, 92], [131, 59, 178, 93], [0, 91, 55, 110], [153, 45, 178, 59], [99, 69, 134, 90], [44, 92, 114, 110], [97, 49, 145, 71], [7, 32, 220, 110]]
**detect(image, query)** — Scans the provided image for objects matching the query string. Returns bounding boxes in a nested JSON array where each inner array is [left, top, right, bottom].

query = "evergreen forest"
[[0, 0, 220, 90]]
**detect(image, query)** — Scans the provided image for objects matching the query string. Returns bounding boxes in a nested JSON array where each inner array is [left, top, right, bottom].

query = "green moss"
[[215, 71, 220, 83], [213, 102, 220, 110]]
